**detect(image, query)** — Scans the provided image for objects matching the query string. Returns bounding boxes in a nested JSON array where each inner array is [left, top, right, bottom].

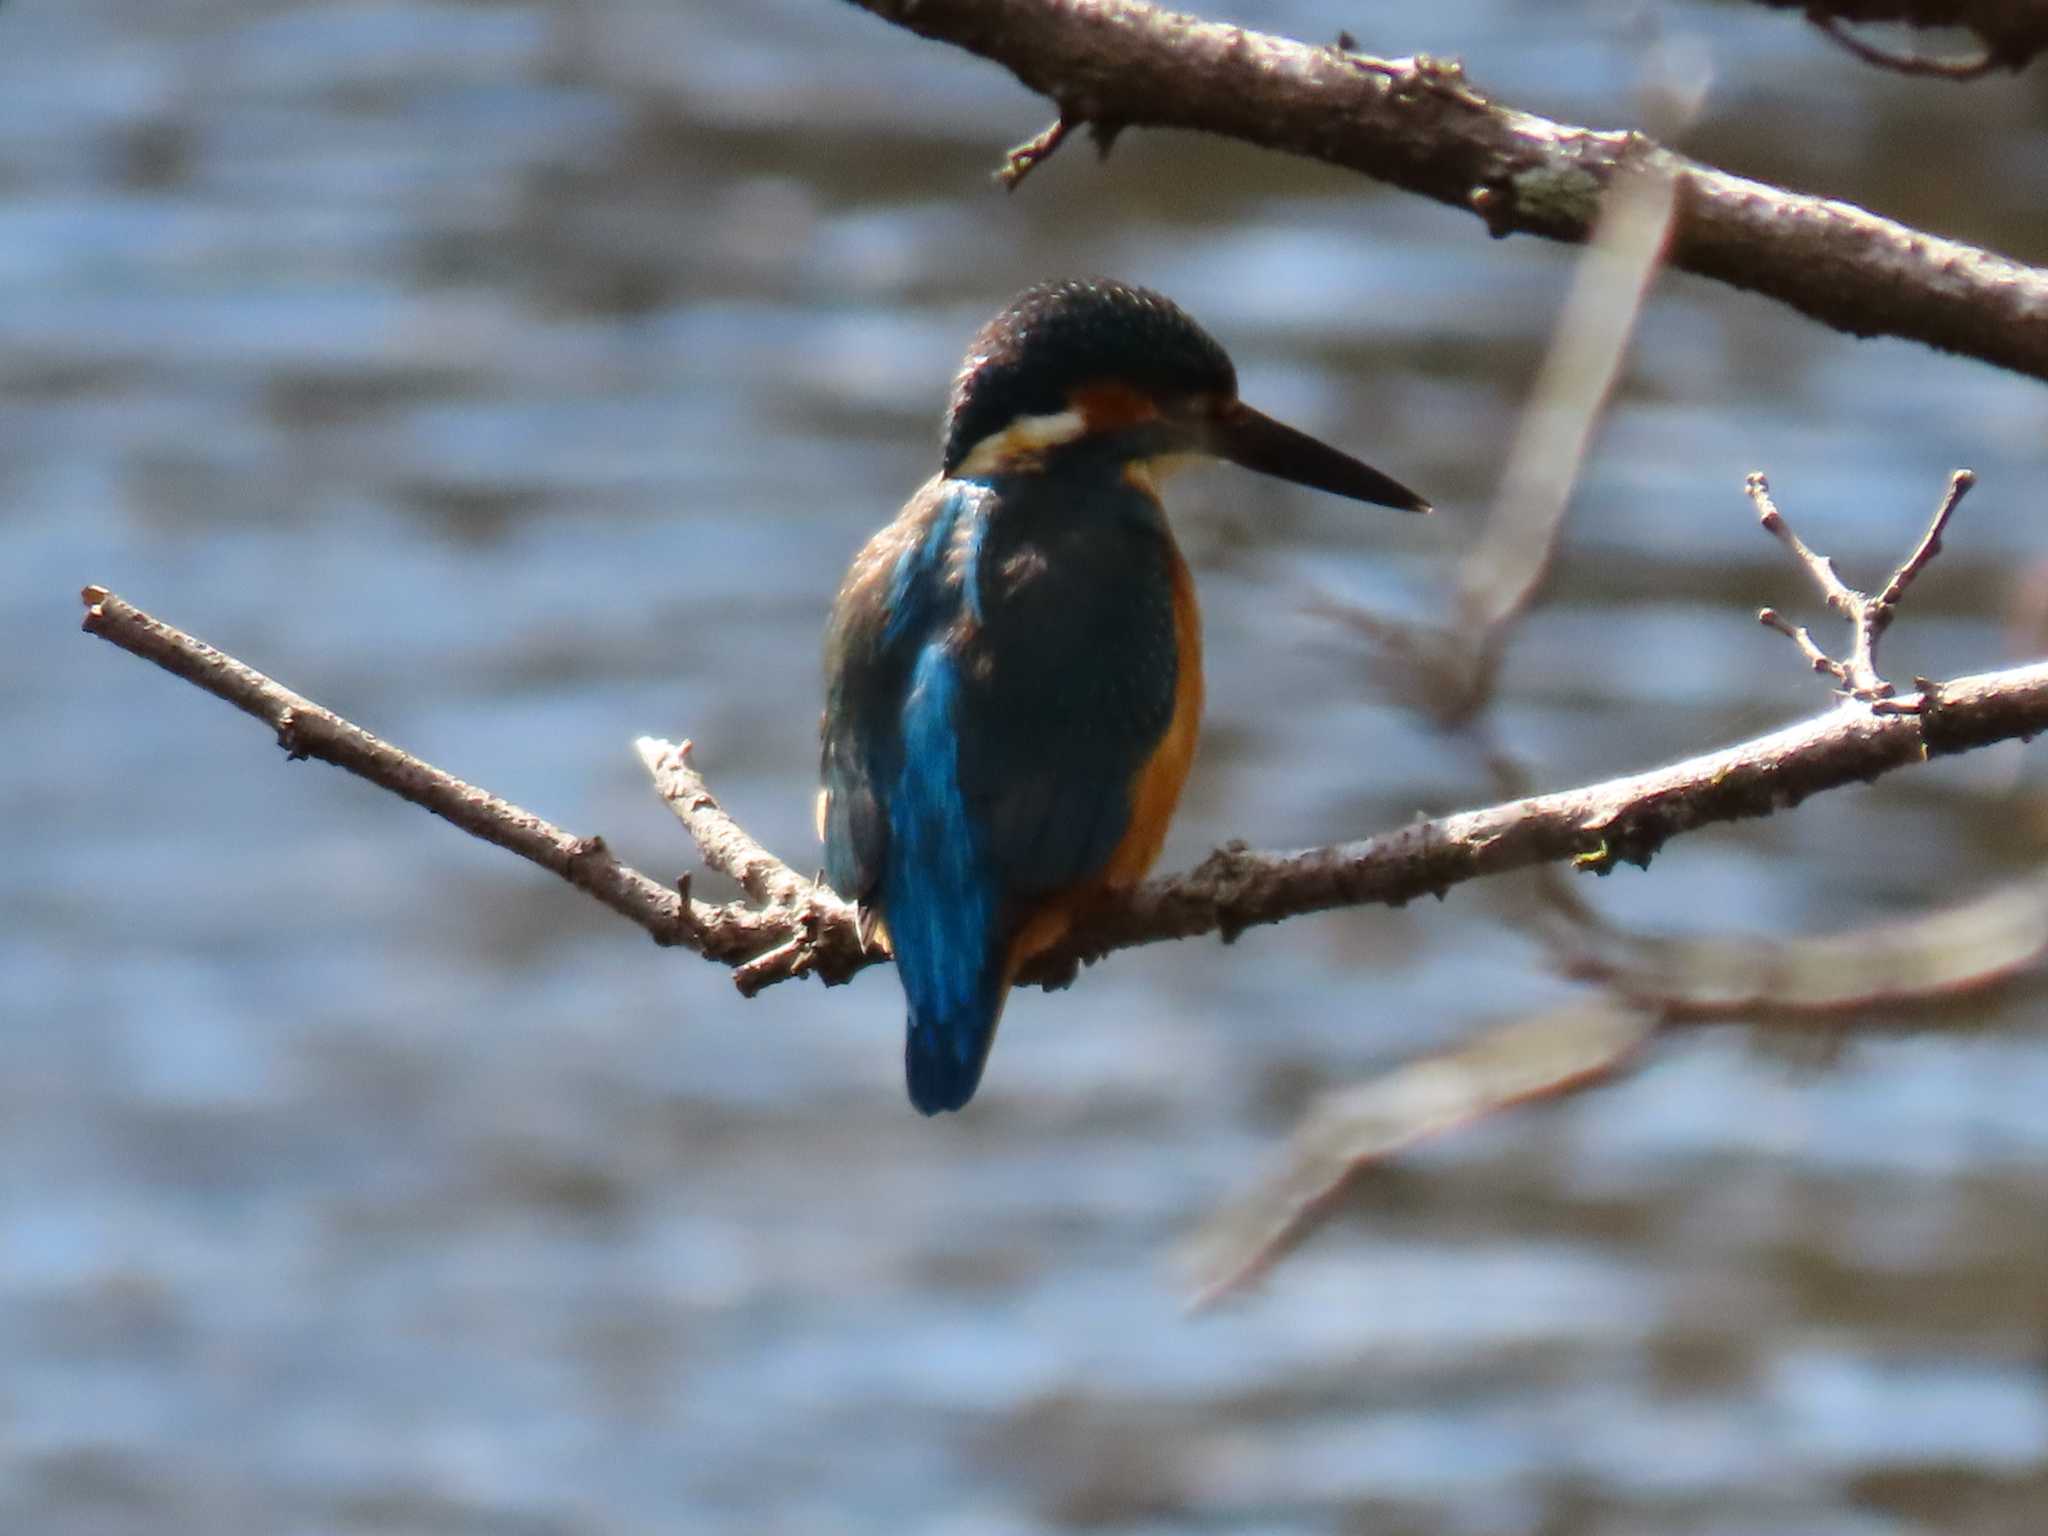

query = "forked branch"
[[1751, 468, 1974, 701], [1181, 467, 2033, 1304]]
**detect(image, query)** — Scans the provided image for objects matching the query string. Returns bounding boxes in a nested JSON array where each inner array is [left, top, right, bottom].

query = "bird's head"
[[941, 278, 1429, 513]]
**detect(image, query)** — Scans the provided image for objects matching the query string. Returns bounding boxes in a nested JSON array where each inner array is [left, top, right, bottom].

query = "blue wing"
[[819, 472, 1184, 1114], [887, 641, 1006, 1112], [821, 477, 973, 907], [822, 481, 1007, 1112]]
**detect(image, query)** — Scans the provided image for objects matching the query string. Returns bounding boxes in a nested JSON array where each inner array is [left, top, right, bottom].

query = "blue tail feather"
[[889, 643, 1006, 1115], [903, 961, 1007, 1115]]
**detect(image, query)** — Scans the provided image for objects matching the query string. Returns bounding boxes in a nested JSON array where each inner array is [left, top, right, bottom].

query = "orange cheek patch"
[[1071, 380, 1160, 434]]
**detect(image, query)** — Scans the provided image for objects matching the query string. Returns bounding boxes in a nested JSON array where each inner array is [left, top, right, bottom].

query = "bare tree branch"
[[79, 564, 2048, 997], [1317, 153, 1682, 730], [1183, 1000, 1658, 1308], [1561, 873, 2048, 1021], [842, 0, 2048, 384], [1186, 465, 2034, 1303], [76, 585, 792, 972], [1810, 13, 1998, 79], [73, 455, 2048, 1300], [997, 113, 1075, 189], [1749, 0, 2048, 75], [636, 736, 818, 911], [1750, 468, 1975, 700], [1187, 867, 2048, 1306]]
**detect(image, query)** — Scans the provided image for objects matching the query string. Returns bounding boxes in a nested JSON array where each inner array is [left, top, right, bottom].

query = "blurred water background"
[[8, 1, 2048, 1531]]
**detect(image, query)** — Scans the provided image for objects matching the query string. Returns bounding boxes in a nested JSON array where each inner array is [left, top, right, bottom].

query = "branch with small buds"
[[1751, 468, 1973, 703]]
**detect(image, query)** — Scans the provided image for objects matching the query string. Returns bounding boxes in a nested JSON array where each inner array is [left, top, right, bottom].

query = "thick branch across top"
[[845, 0, 2048, 383]]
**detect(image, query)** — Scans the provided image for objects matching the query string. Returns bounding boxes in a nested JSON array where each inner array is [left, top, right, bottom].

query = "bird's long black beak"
[[1205, 401, 1430, 514]]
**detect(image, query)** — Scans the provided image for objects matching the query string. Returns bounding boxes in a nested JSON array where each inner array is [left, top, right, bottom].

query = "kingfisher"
[[820, 278, 1428, 1115]]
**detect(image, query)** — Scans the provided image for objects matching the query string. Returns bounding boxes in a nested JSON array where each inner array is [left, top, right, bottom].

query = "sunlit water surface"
[[6, 1, 2048, 1531]]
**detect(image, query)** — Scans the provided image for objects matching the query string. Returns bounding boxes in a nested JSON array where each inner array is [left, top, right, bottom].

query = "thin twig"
[[997, 114, 1073, 189], [1190, 862, 2048, 1305], [1875, 467, 1974, 610], [1460, 161, 1681, 652], [636, 736, 818, 910], [1759, 0, 2048, 73], [1562, 873, 2048, 1023], [1758, 605, 1850, 684], [1184, 1000, 1657, 1307], [77, 586, 790, 969], [1750, 469, 1975, 700], [1748, 474, 1859, 616], [1811, 14, 1999, 78], [1315, 154, 1682, 729]]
